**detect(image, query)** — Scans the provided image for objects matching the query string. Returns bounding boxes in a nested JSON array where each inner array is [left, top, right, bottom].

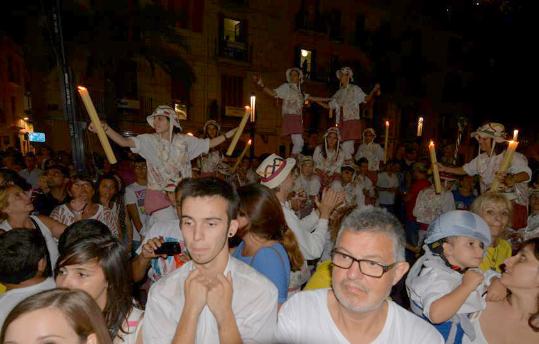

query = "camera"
[[154, 241, 182, 256]]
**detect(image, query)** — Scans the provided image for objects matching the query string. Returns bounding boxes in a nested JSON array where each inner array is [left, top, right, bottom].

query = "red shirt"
[[405, 179, 431, 221]]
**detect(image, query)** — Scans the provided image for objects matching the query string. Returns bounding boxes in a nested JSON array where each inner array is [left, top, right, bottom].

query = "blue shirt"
[[452, 190, 476, 210], [232, 241, 290, 304]]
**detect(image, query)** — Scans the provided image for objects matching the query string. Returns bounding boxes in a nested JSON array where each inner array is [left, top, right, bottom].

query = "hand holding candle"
[[77, 86, 117, 164], [490, 138, 519, 191], [384, 121, 389, 163], [227, 106, 251, 156], [428, 140, 442, 194], [232, 139, 252, 172]]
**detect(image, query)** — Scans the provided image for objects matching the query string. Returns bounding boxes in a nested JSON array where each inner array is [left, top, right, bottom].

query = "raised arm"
[[209, 128, 238, 148], [364, 83, 381, 104], [88, 121, 135, 148], [253, 74, 277, 97]]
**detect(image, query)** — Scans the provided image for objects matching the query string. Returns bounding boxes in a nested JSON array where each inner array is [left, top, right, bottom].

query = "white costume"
[[50, 203, 118, 238], [377, 171, 399, 205], [294, 174, 321, 197], [313, 146, 344, 176], [144, 257, 278, 344], [463, 151, 531, 206], [413, 187, 456, 225], [355, 141, 385, 171], [276, 288, 444, 344]]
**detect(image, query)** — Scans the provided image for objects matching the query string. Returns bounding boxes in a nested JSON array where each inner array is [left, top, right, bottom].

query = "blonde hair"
[[471, 191, 513, 226], [0, 185, 21, 221]]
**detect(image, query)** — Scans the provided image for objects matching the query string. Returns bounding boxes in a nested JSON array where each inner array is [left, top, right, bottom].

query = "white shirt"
[[275, 288, 444, 344], [125, 182, 148, 238], [328, 84, 366, 121], [274, 83, 308, 115], [0, 217, 59, 270], [50, 204, 118, 238], [313, 146, 344, 176], [294, 175, 321, 197], [131, 133, 209, 192], [406, 251, 496, 321], [135, 220, 188, 283], [282, 203, 329, 260], [413, 187, 456, 225], [144, 257, 278, 344], [377, 172, 399, 205], [463, 151, 531, 206], [355, 142, 385, 171], [0, 278, 55, 328]]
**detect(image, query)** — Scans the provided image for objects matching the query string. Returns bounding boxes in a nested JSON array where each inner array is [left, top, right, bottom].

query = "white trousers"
[[291, 134, 304, 155]]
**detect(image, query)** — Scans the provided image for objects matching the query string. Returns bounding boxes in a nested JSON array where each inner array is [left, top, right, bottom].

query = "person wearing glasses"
[[275, 207, 443, 344]]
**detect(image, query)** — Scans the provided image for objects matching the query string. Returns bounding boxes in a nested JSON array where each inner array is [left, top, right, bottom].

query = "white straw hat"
[[256, 154, 296, 189], [146, 105, 182, 130], [286, 68, 304, 83], [471, 122, 506, 143], [336, 66, 354, 82]]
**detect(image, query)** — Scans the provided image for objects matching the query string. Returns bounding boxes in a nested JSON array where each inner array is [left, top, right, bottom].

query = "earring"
[[228, 232, 233, 237]]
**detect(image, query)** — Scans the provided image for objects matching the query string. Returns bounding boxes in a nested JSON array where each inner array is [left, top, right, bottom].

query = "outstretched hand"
[[88, 121, 108, 134]]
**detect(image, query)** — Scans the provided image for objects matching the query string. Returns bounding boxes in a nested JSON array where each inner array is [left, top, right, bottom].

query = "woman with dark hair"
[[95, 173, 129, 241], [51, 175, 118, 237], [233, 183, 306, 305], [464, 237, 539, 343], [1, 288, 112, 344], [55, 234, 143, 343]]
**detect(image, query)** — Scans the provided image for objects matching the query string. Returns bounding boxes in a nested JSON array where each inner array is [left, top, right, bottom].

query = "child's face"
[[301, 163, 314, 176], [153, 115, 170, 134], [359, 163, 369, 175], [341, 170, 354, 183], [443, 236, 485, 269]]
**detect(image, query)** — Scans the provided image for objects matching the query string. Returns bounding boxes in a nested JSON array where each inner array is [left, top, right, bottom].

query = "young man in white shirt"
[[376, 160, 400, 213], [0, 229, 55, 328], [276, 207, 444, 344], [144, 177, 278, 344], [125, 156, 149, 246]]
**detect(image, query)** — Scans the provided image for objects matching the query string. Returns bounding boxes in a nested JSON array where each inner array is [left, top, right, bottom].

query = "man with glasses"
[[275, 207, 443, 343]]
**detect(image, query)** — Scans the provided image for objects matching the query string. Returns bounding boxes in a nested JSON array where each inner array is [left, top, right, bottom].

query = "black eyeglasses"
[[331, 249, 398, 278]]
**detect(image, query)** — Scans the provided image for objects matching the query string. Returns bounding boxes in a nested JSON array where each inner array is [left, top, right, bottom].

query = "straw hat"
[[146, 105, 182, 130], [471, 122, 506, 143], [286, 67, 304, 84], [336, 66, 354, 82], [256, 153, 296, 189]]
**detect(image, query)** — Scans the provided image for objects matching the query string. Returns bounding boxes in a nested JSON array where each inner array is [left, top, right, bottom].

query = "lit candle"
[[384, 121, 389, 163], [77, 86, 117, 164], [227, 106, 251, 156], [490, 140, 519, 191], [428, 141, 442, 194], [513, 130, 518, 141], [417, 117, 424, 137], [232, 139, 252, 172], [250, 95, 256, 122], [186, 132, 194, 136]]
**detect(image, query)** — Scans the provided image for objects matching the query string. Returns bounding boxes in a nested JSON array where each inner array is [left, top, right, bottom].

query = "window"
[[219, 16, 248, 61], [221, 75, 244, 116]]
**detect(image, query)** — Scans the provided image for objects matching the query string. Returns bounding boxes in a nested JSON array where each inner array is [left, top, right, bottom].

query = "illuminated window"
[[299, 49, 313, 79]]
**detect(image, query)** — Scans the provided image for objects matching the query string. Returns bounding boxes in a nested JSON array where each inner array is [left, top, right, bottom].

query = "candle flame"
[[385, 121, 389, 126], [419, 117, 424, 123], [248, 139, 252, 145], [513, 130, 518, 141], [77, 86, 87, 91], [187, 132, 193, 136], [245, 105, 250, 110], [429, 140, 434, 146]]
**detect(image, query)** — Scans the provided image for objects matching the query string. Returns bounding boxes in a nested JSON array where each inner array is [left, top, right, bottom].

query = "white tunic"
[[413, 187, 456, 225], [328, 84, 366, 121], [130, 133, 209, 192], [144, 257, 278, 344], [313, 146, 344, 176], [274, 83, 308, 115], [275, 288, 444, 344], [198, 150, 223, 174], [294, 175, 321, 197], [355, 142, 385, 171], [463, 151, 531, 206]]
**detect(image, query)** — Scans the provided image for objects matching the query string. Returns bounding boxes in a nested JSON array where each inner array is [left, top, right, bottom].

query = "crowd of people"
[[0, 66, 538, 344]]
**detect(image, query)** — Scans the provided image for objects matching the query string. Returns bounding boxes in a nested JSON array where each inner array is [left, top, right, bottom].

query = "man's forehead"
[[181, 195, 229, 215], [337, 230, 394, 256]]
